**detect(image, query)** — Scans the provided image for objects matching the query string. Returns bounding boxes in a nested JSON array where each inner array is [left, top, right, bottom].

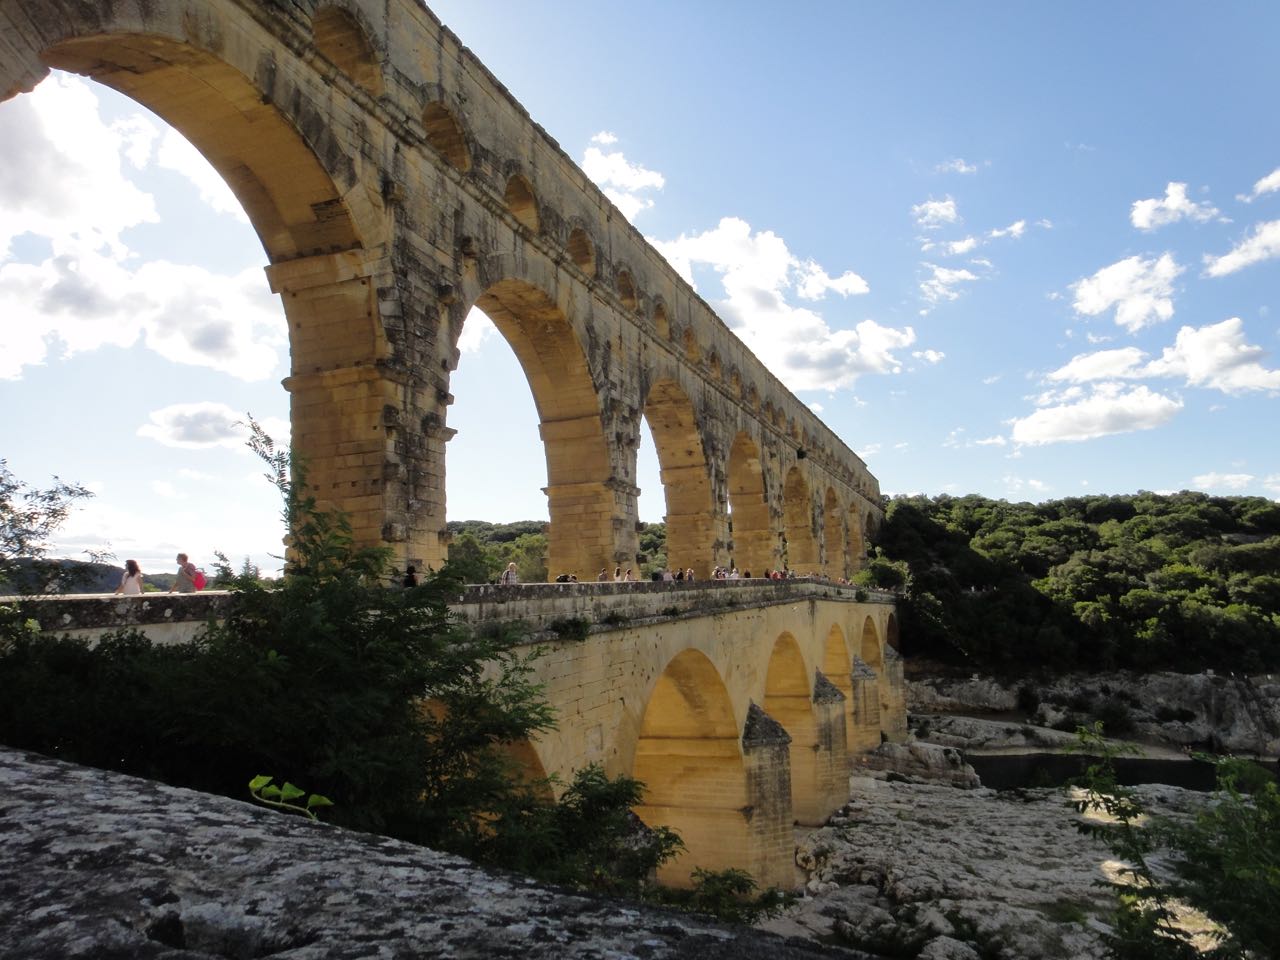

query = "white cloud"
[[1130, 182, 1218, 231], [1047, 346, 1149, 383], [935, 158, 978, 175], [975, 435, 1007, 446], [912, 197, 959, 229], [919, 263, 978, 308], [1045, 318, 1280, 395], [1142, 317, 1280, 393], [156, 129, 247, 222], [794, 260, 869, 299], [457, 307, 497, 354], [1264, 474, 1280, 496], [1203, 220, 1280, 277], [152, 480, 181, 499], [808, 402, 824, 414], [1071, 253, 1182, 332], [1192, 472, 1253, 491], [137, 403, 288, 450], [988, 220, 1026, 240], [581, 139, 664, 222], [590, 131, 618, 146], [941, 236, 978, 255], [0, 250, 284, 380], [1237, 166, 1280, 203], [912, 349, 945, 364], [858, 443, 882, 458], [0, 73, 283, 381], [651, 217, 908, 391], [0, 73, 158, 258], [1009, 383, 1182, 445]]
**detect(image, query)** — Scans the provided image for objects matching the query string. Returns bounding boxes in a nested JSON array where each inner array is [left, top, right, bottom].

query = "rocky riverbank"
[[907, 670, 1280, 757], [761, 770, 1213, 960]]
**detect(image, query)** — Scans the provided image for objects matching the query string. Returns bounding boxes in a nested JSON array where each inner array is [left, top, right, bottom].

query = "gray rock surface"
[[907, 671, 1280, 756], [856, 741, 980, 789], [761, 776, 1207, 960], [0, 748, 872, 960]]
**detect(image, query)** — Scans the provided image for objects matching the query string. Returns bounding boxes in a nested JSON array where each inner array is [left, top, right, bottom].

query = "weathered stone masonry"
[[2, 0, 901, 889], [0, 0, 882, 583]]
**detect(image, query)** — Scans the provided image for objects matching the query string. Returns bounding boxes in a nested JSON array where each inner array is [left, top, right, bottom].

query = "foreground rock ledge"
[[0, 748, 867, 960]]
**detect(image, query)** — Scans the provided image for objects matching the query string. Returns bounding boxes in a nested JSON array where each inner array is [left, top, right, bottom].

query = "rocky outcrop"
[[0, 748, 872, 960], [908, 672, 1280, 757], [856, 741, 980, 789], [762, 776, 1208, 960]]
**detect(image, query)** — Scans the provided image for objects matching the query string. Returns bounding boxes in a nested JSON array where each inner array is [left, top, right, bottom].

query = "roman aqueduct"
[[3, 0, 903, 887]]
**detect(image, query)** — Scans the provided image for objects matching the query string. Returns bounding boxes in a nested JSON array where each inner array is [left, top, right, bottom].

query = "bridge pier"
[[849, 658, 883, 755]]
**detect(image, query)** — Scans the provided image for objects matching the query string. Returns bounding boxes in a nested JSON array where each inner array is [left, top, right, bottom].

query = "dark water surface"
[[966, 752, 1279, 791]]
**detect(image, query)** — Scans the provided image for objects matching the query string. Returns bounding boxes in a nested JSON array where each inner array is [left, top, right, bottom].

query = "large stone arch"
[[783, 466, 818, 573], [822, 487, 843, 577], [633, 649, 748, 887], [763, 632, 844, 826], [821, 623, 858, 758], [727, 432, 773, 576], [463, 278, 612, 580], [643, 379, 715, 577], [0, 4, 409, 551], [861, 615, 892, 736]]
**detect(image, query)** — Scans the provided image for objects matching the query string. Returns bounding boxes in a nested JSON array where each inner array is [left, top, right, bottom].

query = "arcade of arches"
[[1, 0, 883, 581]]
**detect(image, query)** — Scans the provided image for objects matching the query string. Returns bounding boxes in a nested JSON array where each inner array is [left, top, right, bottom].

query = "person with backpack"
[[170, 553, 203, 593]]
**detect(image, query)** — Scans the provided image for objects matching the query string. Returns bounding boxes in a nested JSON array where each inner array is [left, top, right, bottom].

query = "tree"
[[0, 459, 98, 594]]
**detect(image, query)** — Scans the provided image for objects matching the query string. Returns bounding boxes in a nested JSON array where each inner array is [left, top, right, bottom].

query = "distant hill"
[[0, 559, 176, 595]]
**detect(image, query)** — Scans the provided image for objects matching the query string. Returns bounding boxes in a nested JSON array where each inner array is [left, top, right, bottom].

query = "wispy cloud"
[[935, 158, 979, 175], [1203, 220, 1280, 277], [912, 197, 960, 230], [1236, 166, 1280, 203]]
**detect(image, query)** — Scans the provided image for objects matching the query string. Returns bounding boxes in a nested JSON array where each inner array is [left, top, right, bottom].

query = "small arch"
[[421, 101, 471, 172], [504, 174, 540, 233], [313, 5, 384, 96], [567, 227, 596, 276], [822, 487, 843, 577], [617, 270, 638, 312], [746, 385, 759, 410], [886, 612, 901, 653], [682, 326, 701, 363], [762, 401, 775, 425], [634, 650, 746, 886], [775, 408, 786, 429], [729, 368, 742, 396], [707, 350, 722, 381], [653, 302, 671, 338]]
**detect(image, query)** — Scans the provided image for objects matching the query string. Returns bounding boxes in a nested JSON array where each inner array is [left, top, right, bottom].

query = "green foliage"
[[871, 492, 1280, 674], [659, 867, 796, 925], [547, 616, 591, 641], [483, 764, 683, 896], [444, 524, 549, 583], [248, 775, 333, 821], [0, 432, 695, 900], [1073, 724, 1280, 958]]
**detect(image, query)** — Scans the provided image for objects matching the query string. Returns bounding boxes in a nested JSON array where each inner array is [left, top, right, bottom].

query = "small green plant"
[[659, 867, 795, 925], [600, 611, 629, 626], [248, 775, 333, 821]]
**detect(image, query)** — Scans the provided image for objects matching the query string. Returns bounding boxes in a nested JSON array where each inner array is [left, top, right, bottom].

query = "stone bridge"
[[26, 582, 906, 887], [1, 0, 883, 581]]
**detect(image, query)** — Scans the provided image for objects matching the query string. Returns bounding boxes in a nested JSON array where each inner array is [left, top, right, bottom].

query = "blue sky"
[[2, 2, 1279, 577]]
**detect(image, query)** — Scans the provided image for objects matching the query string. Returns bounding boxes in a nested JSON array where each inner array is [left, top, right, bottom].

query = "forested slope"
[[863, 492, 1280, 675]]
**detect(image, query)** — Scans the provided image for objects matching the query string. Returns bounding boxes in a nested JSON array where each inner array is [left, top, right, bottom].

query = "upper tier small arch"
[[313, 5, 383, 97], [421, 101, 471, 172]]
